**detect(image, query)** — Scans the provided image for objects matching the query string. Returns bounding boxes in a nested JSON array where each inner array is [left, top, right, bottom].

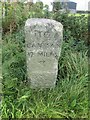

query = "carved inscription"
[[26, 29, 61, 60], [26, 41, 60, 48], [27, 51, 58, 59]]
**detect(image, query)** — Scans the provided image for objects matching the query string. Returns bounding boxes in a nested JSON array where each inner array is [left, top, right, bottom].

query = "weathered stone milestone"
[[25, 18, 63, 88]]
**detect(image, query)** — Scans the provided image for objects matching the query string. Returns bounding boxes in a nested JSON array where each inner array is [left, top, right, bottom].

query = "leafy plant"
[[2, 2, 27, 34], [53, 12, 88, 44]]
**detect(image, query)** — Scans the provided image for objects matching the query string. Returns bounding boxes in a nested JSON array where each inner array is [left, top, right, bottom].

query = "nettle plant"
[[2, 2, 27, 34]]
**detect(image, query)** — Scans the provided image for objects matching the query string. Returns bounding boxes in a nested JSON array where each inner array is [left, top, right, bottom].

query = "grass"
[[2, 73, 88, 118], [1, 28, 88, 118], [0, 2, 88, 118], [1, 9, 88, 118]]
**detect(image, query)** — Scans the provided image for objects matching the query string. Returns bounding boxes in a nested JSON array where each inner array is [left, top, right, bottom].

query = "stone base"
[[29, 72, 57, 88]]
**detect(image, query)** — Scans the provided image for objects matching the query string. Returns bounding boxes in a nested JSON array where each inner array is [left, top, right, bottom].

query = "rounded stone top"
[[25, 18, 63, 32]]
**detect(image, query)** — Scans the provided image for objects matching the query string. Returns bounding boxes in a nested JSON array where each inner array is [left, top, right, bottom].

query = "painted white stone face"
[[25, 18, 63, 88]]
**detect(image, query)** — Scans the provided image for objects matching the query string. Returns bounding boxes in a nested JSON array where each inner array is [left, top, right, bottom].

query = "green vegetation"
[[1, 2, 88, 119]]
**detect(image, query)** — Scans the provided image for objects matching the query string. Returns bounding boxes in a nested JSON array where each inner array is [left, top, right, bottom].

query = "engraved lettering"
[[38, 51, 43, 56], [28, 52, 34, 57]]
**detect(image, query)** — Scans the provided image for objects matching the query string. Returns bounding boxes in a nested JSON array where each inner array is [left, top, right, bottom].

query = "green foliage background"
[[1, 1, 88, 119]]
